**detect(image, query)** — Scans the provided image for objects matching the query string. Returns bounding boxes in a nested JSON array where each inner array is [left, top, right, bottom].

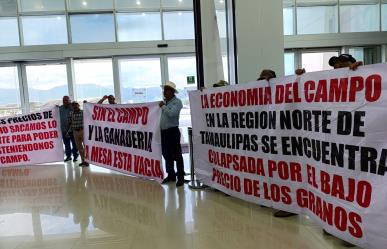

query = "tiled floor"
[[0, 163, 360, 249]]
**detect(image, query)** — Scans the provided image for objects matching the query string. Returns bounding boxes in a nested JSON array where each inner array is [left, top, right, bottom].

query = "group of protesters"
[[59, 53, 363, 245]]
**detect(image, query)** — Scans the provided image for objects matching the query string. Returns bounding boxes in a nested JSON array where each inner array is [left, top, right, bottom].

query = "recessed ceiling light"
[[82, 1, 87, 6], [178, 12, 182, 16], [136, 0, 141, 5]]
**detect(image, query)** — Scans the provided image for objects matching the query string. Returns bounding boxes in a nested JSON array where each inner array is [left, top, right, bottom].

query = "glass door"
[[166, 55, 197, 145], [117, 57, 163, 104], [0, 65, 22, 117], [25, 62, 68, 112]]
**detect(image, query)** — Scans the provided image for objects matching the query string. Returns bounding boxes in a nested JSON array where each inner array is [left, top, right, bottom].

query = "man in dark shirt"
[[59, 96, 78, 162], [68, 102, 88, 167]]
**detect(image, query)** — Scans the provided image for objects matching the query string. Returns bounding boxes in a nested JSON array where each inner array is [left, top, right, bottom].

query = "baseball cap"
[[328, 54, 356, 67]]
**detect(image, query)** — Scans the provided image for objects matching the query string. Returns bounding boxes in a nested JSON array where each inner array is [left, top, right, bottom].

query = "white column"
[[201, 0, 225, 88], [234, 0, 284, 83]]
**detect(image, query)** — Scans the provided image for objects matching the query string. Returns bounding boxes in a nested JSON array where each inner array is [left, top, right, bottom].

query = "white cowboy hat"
[[163, 81, 178, 93]]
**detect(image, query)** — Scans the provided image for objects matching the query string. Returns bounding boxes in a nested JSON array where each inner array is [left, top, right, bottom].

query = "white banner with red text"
[[0, 107, 63, 167], [83, 102, 164, 183], [189, 63, 387, 249]]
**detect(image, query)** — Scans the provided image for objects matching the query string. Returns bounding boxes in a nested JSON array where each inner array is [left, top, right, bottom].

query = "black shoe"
[[79, 162, 89, 167], [64, 156, 72, 162], [161, 177, 176, 184], [323, 229, 333, 236], [176, 179, 184, 187], [73, 156, 78, 162], [274, 210, 298, 218], [342, 241, 355, 247]]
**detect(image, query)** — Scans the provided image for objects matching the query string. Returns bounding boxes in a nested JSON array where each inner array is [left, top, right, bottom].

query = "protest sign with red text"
[[83, 102, 164, 183], [189, 63, 387, 249], [0, 107, 63, 167]]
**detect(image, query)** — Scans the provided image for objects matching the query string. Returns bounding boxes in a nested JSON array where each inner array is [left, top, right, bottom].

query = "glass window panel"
[[74, 59, 114, 102], [0, 17, 19, 46], [284, 52, 295, 76], [163, 11, 194, 40], [283, 7, 294, 35], [0, 0, 17, 15], [68, 0, 113, 10], [348, 47, 364, 62], [26, 64, 68, 112], [297, 0, 337, 6], [19, 0, 65, 12], [340, 0, 379, 4], [167, 56, 196, 144], [162, 0, 192, 9], [117, 12, 161, 42], [21, 15, 67, 45], [301, 51, 339, 72], [214, 0, 225, 10], [283, 0, 294, 7], [340, 4, 379, 32], [382, 4, 387, 31], [118, 58, 162, 104], [70, 14, 115, 43], [222, 55, 228, 82], [0, 66, 21, 117], [116, 0, 160, 9], [216, 10, 226, 38], [297, 6, 337, 34]]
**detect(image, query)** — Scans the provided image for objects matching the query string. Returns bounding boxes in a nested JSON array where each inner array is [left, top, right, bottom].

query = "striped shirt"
[[68, 110, 84, 132]]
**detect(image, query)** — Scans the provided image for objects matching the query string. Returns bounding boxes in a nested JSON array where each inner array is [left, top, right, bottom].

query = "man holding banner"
[[67, 102, 89, 167], [159, 81, 185, 187], [59, 96, 78, 162]]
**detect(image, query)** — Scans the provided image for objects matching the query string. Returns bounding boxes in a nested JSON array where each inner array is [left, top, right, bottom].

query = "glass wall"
[[118, 57, 162, 104], [284, 0, 386, 35], [0, 66, 21, 116], [0, 0, 197, 48], [167, 55, 196, 144], [301, 51, 339, 72], [73, 59, 114, 102], [26, 64, 68, 112], [382, 2, 387, 31], [21, 15, 68, 45], [0, 17, 19, 47]]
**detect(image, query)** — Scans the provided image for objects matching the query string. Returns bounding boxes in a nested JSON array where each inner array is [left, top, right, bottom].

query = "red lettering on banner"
[[244, 178, 260, 197], [113, 151, 132, 172], [320, 170, 372, 208], [296, 189, 364, 238], [267, 160, 302, 182], [90, 146, 112, 165], [0, 154, 29, 164], [275, 83, 302, 104], [133, 155, 163, 179], [304, 75, 382, 103], [32, 131, 58, 141], [11, 134, 32, 143], [307, 164, 318, 188], [208, 149, 266, 176], [200, 87, 272, 109], [260, 182, 292, 204], [212, 168, 241, 192], [349, 212, 363, 238]]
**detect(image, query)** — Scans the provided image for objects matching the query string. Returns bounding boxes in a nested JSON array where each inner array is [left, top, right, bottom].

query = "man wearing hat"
[[159, 81, 185, 187], [257, 69, 276, 81], [328, 53, 363, 70], [98, 94, 116, 104], [295, 53, 363, 75]]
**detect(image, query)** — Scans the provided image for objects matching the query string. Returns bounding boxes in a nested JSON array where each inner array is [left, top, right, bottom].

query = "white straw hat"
[[163, 81, 178, 93]]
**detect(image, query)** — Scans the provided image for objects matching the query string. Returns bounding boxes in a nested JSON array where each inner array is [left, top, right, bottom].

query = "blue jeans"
[[62, 132, 78, 158]]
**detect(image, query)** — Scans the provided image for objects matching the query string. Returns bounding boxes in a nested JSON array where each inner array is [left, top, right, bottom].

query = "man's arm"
[[97, 95, 108, 104], [161, 101, 182, 118]]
